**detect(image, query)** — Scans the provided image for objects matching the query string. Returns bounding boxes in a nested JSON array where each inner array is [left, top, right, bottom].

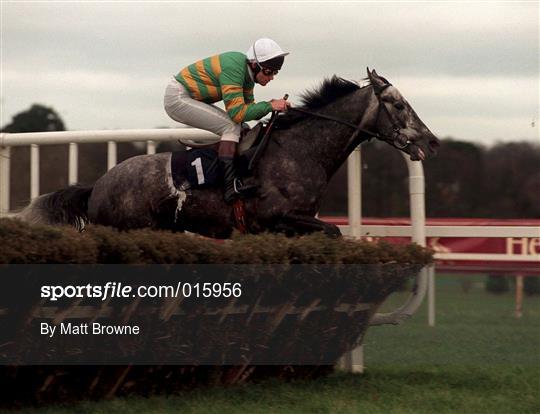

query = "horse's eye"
[[394, 102, 405, 111]]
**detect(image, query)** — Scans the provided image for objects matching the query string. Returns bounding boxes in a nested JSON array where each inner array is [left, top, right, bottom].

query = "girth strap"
[[233, 199, 248, 234]]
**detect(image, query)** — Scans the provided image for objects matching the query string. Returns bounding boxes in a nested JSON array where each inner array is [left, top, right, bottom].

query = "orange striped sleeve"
[[224, 96, 245, 108], [230, 105, 248, 123]]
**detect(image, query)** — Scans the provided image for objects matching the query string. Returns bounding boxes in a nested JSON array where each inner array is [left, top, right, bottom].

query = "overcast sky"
[[1, 1, 538, 146]]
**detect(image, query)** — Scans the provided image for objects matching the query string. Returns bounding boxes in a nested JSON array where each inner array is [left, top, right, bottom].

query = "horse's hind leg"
[[269, 214, 341, 237]]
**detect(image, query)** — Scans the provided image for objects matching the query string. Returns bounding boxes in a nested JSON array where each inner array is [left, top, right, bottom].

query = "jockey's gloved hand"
[[270, 98, 290, 112]]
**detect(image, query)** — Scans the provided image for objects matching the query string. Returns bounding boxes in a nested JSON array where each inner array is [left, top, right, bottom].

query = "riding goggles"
[[255, 61, 279, 76], [258, 64, 279, 76]]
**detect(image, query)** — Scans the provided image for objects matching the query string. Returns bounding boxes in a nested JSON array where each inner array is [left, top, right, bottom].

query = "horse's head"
[[367, 68, 440, 161]]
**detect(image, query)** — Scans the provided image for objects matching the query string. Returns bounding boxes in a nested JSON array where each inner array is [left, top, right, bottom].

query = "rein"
[[289, 106, 381, 139]]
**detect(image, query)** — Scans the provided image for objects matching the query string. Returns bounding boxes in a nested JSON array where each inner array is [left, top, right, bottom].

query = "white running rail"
[[0, 129, 217, 215]]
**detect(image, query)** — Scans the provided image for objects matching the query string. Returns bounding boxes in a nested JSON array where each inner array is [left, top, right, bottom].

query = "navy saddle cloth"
[[171, 145, 258, 191]]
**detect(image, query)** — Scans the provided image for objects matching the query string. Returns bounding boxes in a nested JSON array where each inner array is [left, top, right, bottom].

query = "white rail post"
[[407, 157, 426, 246], [0, 145, 10, 216], [30, 144, 40, 200], [370, 156, 428, 326], [404, 155, 433, 327], [341, 147, 364, 373], [403, 156, 436, 327], [348, 147, 362, 238], [69, 143, 78, 185], [147, 140, 156, 155], [107, 141, 117, 170]]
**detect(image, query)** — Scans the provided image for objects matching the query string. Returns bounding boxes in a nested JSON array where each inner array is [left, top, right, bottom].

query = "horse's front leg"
[[269, 213, 342, 237]]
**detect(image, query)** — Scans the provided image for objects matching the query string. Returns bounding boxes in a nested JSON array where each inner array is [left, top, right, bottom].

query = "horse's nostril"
[[429, 139, 440, 151]]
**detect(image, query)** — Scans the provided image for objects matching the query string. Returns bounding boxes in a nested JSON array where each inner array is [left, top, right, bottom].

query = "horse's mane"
[[299, 76, 361, 110], [276, 75, 366, 127]]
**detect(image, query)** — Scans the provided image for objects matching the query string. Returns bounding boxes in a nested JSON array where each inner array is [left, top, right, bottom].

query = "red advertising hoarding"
[[323, 217, 540, 275]]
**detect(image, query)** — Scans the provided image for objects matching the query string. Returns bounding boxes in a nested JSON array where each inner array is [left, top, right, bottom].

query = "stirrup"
[[234, 178, 259, 197], [233, 178, 243, 194]]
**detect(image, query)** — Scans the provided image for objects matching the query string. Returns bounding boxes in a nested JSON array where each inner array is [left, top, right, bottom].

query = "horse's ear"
[[369, 69, 387, 94]]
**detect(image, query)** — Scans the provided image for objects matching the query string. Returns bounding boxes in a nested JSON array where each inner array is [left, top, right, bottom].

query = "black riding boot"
[[221, 157, 258, 203], [221, 157, 240, 203]]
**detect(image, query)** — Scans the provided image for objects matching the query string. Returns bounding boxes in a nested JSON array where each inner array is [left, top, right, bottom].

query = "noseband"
[[289, 84, 409, 150]]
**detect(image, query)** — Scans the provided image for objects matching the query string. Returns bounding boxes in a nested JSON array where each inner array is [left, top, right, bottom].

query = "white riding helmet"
[[246, 38, 289, 63]]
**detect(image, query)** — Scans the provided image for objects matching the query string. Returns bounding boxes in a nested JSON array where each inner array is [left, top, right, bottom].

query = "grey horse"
[[19, 69, 440, 238]]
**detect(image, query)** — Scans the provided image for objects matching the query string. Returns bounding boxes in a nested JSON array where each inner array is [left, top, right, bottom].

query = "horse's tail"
[[17, 184, 93, 231]]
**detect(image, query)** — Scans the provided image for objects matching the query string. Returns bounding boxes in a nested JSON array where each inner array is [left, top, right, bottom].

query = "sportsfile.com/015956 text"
[[40, 282, 243, 302]]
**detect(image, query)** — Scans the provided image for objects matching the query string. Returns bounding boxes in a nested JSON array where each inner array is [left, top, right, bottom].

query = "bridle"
[[372, 83, 410, 149], [289, 83, 410, 151]]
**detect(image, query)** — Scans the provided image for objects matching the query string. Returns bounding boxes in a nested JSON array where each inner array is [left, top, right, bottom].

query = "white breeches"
[[164, 77, 241, 143]]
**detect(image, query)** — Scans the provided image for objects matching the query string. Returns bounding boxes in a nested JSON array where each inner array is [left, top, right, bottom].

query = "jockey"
[[164, 38, 290, 203]]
